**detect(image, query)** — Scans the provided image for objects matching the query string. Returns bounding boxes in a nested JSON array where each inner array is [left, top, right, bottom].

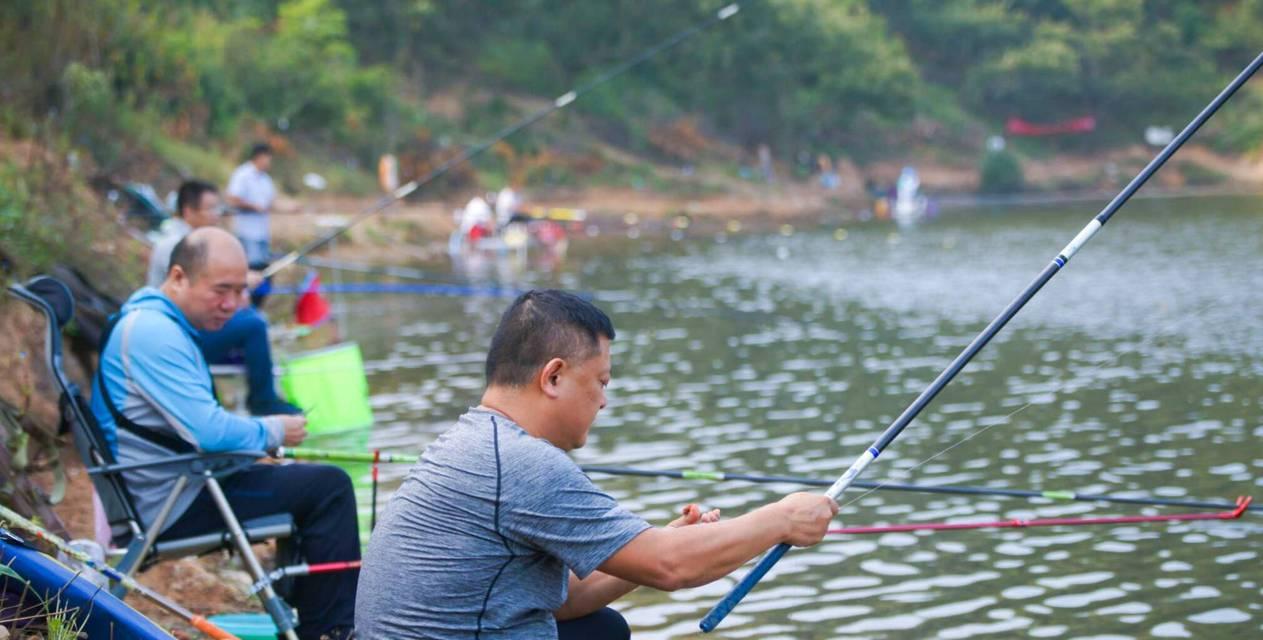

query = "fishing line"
[[837, 289, 1245, 512], [700, 51, 1263, 632], [262, 2, 747, 278]]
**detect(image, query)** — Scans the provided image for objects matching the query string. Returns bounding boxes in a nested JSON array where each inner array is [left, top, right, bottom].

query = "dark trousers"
[[558, 607, 630, 640], [199, 306, 300, 416], [160, 463, 360, 639]]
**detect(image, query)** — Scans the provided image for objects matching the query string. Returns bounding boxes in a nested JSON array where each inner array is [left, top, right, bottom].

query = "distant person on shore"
[[459, 194, 494, 243], [98, 227, 358, 640], [356, 289, 838, 639], [757, 143, 775, 183], [495, 186, 522, 227], [148, 180, 223, 288], [147, 180, 299, 416], [226, 143, 277, 266], [817, 154, 840, 190]]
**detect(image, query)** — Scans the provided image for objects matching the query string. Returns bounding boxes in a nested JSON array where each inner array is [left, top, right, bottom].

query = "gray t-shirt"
[[356, 408, 651, 639]]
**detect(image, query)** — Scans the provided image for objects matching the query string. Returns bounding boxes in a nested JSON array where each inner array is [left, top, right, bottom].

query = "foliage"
[[0, 158, 70, 274], [877, 0, 1249, 140], [0, 0, 396, 176], [0, 563, 89, 640], [1206, 84, 1263, 153], [979, 149, 1025, 193], [3, 0, 1263, 189], [476, 41, 566, 95], [1177, 160, 1228, 186], [0, 147, 145, 287]]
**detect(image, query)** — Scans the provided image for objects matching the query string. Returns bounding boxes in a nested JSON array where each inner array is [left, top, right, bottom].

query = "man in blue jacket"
[[92, 227, 358, 640], [146, 179, 300, 415]]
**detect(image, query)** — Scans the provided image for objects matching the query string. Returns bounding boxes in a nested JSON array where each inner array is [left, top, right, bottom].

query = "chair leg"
[[109, 539, 148, 599], [202, 472, 299, 640], [272, 534, 301, 601], [109, 476, 188, 598], [129, 476, 188, 577]]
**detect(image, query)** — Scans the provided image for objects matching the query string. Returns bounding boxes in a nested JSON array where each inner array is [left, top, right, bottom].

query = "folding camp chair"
[[8, 275, 301, 639]]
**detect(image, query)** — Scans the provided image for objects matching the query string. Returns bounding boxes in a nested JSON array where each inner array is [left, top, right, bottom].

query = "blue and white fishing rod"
[[700, 49, 1263, 632]]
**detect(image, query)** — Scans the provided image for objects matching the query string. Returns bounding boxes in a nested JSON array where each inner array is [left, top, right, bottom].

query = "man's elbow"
[[642, 545, 703, 592]]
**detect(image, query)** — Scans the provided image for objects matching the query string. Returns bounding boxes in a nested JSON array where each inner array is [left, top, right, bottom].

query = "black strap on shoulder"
[[97, 312, 197, 454]]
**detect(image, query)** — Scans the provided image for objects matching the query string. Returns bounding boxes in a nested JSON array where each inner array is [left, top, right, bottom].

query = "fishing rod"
[[262, 3, 746, 279], [298, 256, 440, 281], [577, 465, 1258, 514], [275, 447, 1258, 514], [698, 50, 1263, 632], [278, 446, 406, 464], [826, 496, 1252, 535], [250, 560, 363, 596], [270, 281, 530, 299], [0, 504, 239, 640]]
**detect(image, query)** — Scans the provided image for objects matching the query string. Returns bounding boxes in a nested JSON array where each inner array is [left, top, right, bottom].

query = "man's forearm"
[[556, 571, 638, 620], [659, 505, 787, 588], [599, 504, 789, 591]]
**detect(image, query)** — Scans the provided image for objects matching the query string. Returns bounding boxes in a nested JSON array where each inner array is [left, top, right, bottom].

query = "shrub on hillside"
[[980, 149, 1024, 193]]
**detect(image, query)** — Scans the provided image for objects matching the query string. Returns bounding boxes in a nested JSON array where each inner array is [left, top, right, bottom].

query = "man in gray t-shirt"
[[357, 407, 650, 638], [357, 290, 838, 639]]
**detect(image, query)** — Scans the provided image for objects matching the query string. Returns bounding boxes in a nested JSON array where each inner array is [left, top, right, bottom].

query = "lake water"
[[314, 195, 1263, 639]]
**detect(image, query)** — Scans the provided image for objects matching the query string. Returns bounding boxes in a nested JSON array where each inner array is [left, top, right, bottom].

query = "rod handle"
[[190, 615, 240, 640], [699, 542, 790, 632]]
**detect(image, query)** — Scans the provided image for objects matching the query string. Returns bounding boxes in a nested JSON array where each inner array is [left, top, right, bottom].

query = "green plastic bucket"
[[279, 342, 374, 434], [206, 613, 276, 640]]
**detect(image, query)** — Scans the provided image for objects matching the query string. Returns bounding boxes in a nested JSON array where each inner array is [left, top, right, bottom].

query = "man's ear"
[[538, 358, 566, 398], [166, 265, 188, 290]]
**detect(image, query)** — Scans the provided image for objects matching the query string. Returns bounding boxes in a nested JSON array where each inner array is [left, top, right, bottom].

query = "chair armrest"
[[88, 450, 269, 476]]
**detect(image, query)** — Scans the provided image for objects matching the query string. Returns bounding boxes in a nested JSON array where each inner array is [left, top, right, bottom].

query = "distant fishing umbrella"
[[262, 3, 747, 279], [698, 49, 1263, 632]]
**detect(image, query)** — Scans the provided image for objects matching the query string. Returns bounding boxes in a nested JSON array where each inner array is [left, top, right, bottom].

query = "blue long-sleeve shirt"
[[90, 287, 284, 532]]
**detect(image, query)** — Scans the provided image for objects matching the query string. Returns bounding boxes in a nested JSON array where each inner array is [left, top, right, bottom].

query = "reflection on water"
[[329, 196, 1262, 638]]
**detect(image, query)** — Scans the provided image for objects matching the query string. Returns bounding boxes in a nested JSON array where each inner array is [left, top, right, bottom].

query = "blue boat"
[[0, 530, 173, 639]]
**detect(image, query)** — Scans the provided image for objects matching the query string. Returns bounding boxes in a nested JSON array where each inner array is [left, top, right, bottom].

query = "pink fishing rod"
[[828, 496, 1252, 535]]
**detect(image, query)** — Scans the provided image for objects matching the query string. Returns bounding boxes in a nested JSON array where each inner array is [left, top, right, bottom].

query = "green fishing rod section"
[[276, 447, 1256, 514]]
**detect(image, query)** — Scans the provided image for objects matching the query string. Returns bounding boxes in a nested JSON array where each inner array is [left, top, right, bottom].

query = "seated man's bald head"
[[169, 227, 246, 281], [162, 227, 250, 331]]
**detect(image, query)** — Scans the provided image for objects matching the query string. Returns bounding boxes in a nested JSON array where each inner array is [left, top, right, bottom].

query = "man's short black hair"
[[175, 180, 217, 217], [485, 289, 615, 387], [168, 233, 209, 280], [249, 142, 272, 159]]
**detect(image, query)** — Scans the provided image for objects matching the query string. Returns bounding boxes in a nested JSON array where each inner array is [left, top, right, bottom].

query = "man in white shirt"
[[226, 143, 277, 266], [147, 180, 222, 288], [495, 187, 520, 227]]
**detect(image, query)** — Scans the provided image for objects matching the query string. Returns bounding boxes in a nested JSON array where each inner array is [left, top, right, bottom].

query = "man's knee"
[[306, 463, 354, 496]]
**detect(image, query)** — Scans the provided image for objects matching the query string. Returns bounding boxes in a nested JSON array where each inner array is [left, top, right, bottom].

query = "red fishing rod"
[[827, 496, 1252, 535]]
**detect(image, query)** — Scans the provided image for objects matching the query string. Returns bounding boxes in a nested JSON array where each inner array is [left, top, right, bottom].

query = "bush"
[[476, 39, 563, 94], [59, 63, 131, 168], [1178, 160, 1227, 186], [979, 149, 1024, 193]]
